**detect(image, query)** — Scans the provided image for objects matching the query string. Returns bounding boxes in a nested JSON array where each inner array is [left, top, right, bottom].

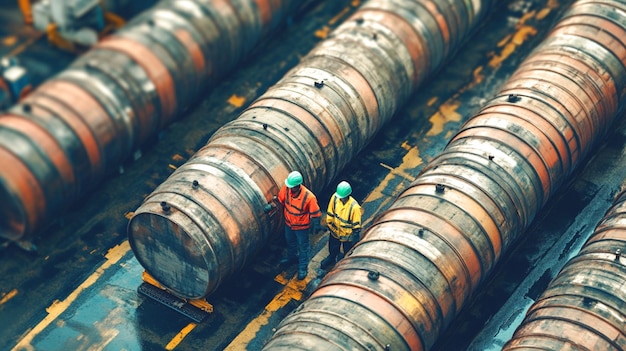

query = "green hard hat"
[[285, 171, 303, 188], [336, 181, 352, 199]]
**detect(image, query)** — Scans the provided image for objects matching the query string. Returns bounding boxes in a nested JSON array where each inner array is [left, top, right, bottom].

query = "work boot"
[[320, 255, 336, 270], [279, 255, 296, 264], [297, 269, 307, 280]]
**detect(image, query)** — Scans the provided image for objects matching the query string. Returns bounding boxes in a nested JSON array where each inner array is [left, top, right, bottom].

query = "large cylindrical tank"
[[128, 0, 494, 300], [0, 0, 313, 242], [262, 0, 626, 350], [501, 182, 626, 350]]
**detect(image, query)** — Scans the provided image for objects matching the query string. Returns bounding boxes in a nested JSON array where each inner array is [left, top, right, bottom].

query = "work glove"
[[263, 196, 279, 214], [263, 203, 275, 213], [312, 218, 323, 233], [352, 229, 361, 242]]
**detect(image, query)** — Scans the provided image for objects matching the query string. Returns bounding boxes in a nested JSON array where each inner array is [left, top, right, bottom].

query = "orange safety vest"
[[278, 185, 321, 230]]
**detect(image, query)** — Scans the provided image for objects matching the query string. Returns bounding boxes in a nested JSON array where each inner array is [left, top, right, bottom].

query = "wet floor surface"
[[2, 0, 626, 350]]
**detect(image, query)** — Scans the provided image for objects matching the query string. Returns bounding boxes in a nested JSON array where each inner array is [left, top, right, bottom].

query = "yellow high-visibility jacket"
[[326, 194, 362, 242]]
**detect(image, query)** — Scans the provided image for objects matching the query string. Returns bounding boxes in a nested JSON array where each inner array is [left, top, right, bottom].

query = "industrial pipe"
[[502, 182, 626, 350], [128, 0, 494, 299], [262, 0, 626, 350], [0, 0, 314, 243]]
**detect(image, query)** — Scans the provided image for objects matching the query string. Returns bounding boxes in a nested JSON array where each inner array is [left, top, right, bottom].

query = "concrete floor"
[[3, 0, 626, 350]]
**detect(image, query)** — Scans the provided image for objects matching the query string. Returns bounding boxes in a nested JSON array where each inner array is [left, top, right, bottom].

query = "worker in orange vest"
[[277, 171, 322, 280], [320, 181, 362, 270]]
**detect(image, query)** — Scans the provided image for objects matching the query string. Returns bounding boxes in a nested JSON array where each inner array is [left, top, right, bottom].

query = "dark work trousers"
[[327, 234, 356, 262], [284, 225, 310, 274]]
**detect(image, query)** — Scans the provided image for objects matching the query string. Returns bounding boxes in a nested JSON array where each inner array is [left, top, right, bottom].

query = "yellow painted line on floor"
[[328, 7, 350, 26], [11, 241, 130, 351], [172, 153, 185, 162], [227, 94, 246, 108], [487, 1, 561, 70], [426, 101, 463, 137], [488, 25, 537, 68], [314, 26, 331, 39], [2, 35, 18, 46], [223, 267, 311, 351], [165, 322, 197, 350], [362, 142, 425, 225], [0, 289, 18, 305], [7, 32, 44, 57], [316, 3, 354, 39]]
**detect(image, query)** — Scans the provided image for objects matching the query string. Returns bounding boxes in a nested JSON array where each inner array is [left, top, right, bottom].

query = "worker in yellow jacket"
[[320, 181, 362, 270]]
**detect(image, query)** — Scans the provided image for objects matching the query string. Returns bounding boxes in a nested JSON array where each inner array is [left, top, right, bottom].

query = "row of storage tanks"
[[0, 0, 625, 350], [0, 0, 312, 242]]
